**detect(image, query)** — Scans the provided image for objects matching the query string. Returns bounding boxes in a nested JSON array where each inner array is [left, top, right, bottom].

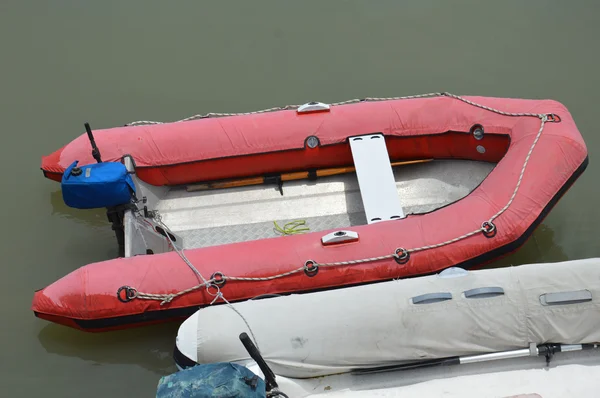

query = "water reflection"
[[50, 189, 108, 228], [37, 321, 181, 376], [487, 223, 567, 268]]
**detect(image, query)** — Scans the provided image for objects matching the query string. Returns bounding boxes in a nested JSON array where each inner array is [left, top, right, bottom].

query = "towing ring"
[[394, 248, 410, 265], [304, 260, 319, 277], [211, 272, 226, 286], [482, 221, 497, 238], [117, 286, 137, 303]]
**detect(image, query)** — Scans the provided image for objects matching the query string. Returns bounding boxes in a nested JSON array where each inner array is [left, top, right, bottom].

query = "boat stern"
[[40, 146, 66, 182]]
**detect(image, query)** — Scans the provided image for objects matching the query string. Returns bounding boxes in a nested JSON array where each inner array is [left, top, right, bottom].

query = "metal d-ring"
[[117, 286, 137, 303], [304, 260, 319, 277], [481, 221, 497, 238], [470, 124, 484, 140], [211, 272, 226, 286], [394, 248, 410, 265]]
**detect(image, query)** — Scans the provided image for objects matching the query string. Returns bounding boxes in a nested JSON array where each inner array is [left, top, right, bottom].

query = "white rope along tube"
[[125, 93, 556, 304], [124, 93, 442, 126]]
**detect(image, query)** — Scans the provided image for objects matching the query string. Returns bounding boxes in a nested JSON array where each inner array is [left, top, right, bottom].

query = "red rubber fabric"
[[33, 96, 588, 331]]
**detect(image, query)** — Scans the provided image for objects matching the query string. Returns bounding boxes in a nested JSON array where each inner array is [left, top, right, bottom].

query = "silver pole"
[[460, 348, 532, 364], [560, 344, 583, 352], [352, 344, 598, 376]]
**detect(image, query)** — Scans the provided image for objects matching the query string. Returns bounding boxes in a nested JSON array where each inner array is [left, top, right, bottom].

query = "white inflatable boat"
[[171, 258, 600, 397], [160, 345, 600, 398]]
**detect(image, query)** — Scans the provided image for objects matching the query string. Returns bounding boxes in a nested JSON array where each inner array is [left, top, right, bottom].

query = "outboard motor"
[[61, 123, 137, 256], [157, 333, 288, 398], [156, 361, 267, 398], [61, 159, 135, 210]]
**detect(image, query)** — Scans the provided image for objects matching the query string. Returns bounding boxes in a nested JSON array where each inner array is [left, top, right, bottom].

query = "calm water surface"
[[1, 1, 599, 396]]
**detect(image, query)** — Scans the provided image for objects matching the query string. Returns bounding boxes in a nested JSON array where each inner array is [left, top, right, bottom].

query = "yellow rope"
[[273, 220, 310, 235]]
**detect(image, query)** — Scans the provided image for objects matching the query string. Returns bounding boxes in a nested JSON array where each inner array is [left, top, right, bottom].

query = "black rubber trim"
[[173, 343, 198, 369], [41, 169, 61, 179], [71, 306, 199, 329], [49, 155, 587, 330]]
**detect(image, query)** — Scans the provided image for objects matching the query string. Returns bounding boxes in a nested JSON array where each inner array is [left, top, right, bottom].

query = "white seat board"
[[349, 133, 405, 223]]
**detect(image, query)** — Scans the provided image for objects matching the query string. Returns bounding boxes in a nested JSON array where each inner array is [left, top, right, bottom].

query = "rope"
[[406, 114, 547, 255], [131, 213, 212, 304], [125, 92, 555, 303], [210, 289, 262, 352], [156, 213, 207, 284], [489, 116, 547, 223], [273, 220, 310, 235], [124, 92, 442, 126]]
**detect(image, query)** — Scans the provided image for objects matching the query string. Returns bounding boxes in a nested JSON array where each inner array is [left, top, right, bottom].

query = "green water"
[[1, 1, 599, 396]]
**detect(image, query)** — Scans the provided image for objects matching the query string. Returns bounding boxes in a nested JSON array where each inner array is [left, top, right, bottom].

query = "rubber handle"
[[84, 122, 95, 144], [239, 333, 277, 389], [84, 122, 103, 163]]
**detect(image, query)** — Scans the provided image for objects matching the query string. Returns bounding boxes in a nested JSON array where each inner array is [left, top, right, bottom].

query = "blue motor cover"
[[61, 160, 136, 209], [156, 363, 266, 398]]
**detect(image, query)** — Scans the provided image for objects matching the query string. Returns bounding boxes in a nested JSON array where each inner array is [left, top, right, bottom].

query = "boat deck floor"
[[155, 160, 495, 250]]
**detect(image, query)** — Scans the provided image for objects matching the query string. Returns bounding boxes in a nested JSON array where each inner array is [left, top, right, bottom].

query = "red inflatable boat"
[[33, 93, 588, 331]]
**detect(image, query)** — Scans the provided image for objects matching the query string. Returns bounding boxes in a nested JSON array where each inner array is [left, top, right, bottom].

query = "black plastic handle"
[[84, 122, 95, 144], [84, 122, 102, 163], [239, 332, 277, 390]]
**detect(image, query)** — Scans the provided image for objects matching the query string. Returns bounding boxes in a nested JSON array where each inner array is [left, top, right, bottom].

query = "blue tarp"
[[61, 160, 136, 209], [156, 363, 266, 398]]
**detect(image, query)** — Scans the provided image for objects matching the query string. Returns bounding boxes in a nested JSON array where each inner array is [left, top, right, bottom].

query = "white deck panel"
[[349, 134, 405, 223]]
